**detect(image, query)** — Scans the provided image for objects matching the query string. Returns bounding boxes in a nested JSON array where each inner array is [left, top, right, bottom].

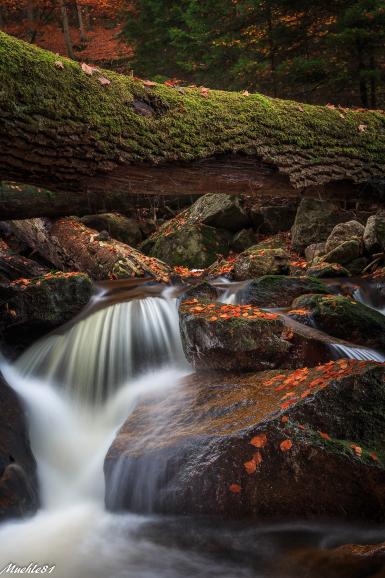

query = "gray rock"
[[231, 229, 256, 252], [363, 212, 385, 254], [325, 221, 364, 253], [322, 239, 362, 266], [305, 243, 326, 262], [188, 193, 249, 231]]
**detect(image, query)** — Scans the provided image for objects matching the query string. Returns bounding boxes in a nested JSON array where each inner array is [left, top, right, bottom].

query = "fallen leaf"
[[370, 452, 379, 462], [200, 87, 210, 97], [98, 76, 111, 86], [229, 483, 241, 494], [281, 416, 289, 424], [351, 444, 362, 456], [81, 62, 96, 76], [142, 79, 157, 87], [242, 90, 250, 96], [358, 124, 367, 133], [54, 60, 64, 70], [250, 434, 268, 448], [280, 439, 293, 452], [319, 431, 331, 441]]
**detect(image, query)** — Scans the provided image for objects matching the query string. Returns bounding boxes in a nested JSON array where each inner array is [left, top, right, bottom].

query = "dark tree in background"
[[122, 0, 385, 107]]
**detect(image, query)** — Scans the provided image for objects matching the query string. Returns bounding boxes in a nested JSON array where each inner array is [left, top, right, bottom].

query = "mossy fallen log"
[[1, 31, 385, 213]]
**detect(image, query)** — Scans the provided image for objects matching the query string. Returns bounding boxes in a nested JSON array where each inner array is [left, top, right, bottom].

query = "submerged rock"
[[149, 224, 230, 269], [105, 361, 385, 522], [241, 276, 328, 308], [0, 374, 39, 521], [292, 293, 385, 351]]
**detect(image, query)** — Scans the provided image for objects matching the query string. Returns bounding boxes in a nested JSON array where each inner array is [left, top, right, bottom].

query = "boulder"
[[80, 213, 142, 247], [0, 271, 93, 353], [325, 220, 364, 253], [364, 212, 385, 253], [321, 239, 362, 266], [231, 229, 256, 253], [304, 243, 326, 262], [240, 276, 328, 308], [306, 262, 351, 278], [259, 205, 297, 234], [179, 300, 290, 371], [0, 373, 39, 521], [187, 193, 249, 231], [346, 257, 369, 276], [292, 293, 385, 351], [105, 361, 385, 521], [291, 199, 354, 254], [149, 224, 230, 269], [233, 246, 290, 281]]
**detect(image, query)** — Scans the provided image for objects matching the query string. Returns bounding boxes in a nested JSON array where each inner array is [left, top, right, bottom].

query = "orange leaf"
[[351, 444, 362, 456], [319, 431, 331, 441], [244, 460, 257, 474], [370, 452, 379, 462], [281, 416, 289, 424], [280, 439, 293, 452], [229, 483, 241, 494], [250, 434, 267, 448]]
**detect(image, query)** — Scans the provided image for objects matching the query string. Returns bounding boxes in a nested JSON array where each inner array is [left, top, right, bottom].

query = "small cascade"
[[15, 294, 187, 404], [353, 283, 385, 315], [212, 277, 248, 305], [330, 343, 385, 363]]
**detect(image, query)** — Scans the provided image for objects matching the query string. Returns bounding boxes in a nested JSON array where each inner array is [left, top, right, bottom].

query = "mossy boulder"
[[187, 193, 249, 231], [179, 300, 290, 371], [364, 212, 385, 253], [346, 257, 369, 276], [241, 275, 328, 308], [0, 373, 39, 521], [80, 213, 142, 246], [325, 220, 364, 253], [292, 293, 385, 351], [321, 239, 362, 266], [291, 199, 354, 254], [149, 223, 230, 269], [306, 262, 351, 278], [305, 242, 326, 262], [105, 361, 385, 521], [233, 246, 290, 281], [0, 271, 93, 352]]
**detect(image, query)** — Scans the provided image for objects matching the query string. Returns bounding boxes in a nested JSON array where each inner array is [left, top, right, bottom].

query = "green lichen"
[[1, 31, 385, 186]]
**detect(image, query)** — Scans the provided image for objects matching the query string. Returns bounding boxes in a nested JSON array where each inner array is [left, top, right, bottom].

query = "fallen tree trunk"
[[11, 218, 172, 283], [1, 31, 385, 214]]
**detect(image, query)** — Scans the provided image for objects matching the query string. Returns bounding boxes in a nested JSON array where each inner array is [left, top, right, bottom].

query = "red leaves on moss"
[[181, 302, 279, 321], [229, 484, 241, 494], [250, 434, 267, 448], [280, 439, 293, 452]]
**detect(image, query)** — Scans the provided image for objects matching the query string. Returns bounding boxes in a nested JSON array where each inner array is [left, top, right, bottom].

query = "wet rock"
[[305, 243, 326, 262], [241, 276, 328, 308], [0, 271, 93, 352], [292, 293, 385, 351], [325, 220, 364, 253], [105, 361, 385, 521], [0, 373, 39, 521], [346, 257, 369, 276], [187, 193, 249, 231], [233, 246, 290, 281], [364, 212, 385, 253], [321, 239, 362, 266], [306, 262, 351, 278], [291, 199, 354, 254], [149, 224, 230, 269], [179, 301, 290, 371], [80, 213, 143, 247], [230, 229, 256, 253]]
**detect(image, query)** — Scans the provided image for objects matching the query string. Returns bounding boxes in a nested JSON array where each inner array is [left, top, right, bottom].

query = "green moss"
[[1, 31, 385, 183]]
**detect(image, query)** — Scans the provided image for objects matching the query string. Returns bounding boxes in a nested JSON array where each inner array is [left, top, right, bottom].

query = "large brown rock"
[[105, 361, 385, 521], [325, 220, 364, 253], [0, 373, 39, 521], [364, 212, 385, 253]]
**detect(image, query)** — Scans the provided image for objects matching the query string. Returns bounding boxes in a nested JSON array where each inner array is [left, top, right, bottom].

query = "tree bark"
[[0, 32, 385, 209], [10, 218, 172, 283], [59, 0, 75, 60], [76, 1, 87, 43]]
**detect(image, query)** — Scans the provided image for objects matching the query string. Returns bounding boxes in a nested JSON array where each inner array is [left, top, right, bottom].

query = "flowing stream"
[[1, 281, 385, 577]]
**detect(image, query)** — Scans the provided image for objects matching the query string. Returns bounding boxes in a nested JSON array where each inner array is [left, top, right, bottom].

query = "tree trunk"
[[76, 1, 87, 43], [10, 218, 172, 283], [59, 0, 75, 60], [0, 32, 385, 210]]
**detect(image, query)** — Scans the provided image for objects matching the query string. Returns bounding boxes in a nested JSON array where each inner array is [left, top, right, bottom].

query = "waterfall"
[[330, 343, 385, 363], [15, 294, 187, 404]]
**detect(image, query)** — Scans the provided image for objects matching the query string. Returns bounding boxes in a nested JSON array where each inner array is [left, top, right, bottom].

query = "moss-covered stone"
[[150, 223, 230, 268], [321, 239, 362, 266], [292, 293, 385, 351], [242, 275, 328, 307], [231, 228, 256, 252], [325, 220, 364, 253], [80, 213, 142, 246], [364, 212, 385, 253], [306, 262, 351, 278], [233, 246, 290, 281]]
